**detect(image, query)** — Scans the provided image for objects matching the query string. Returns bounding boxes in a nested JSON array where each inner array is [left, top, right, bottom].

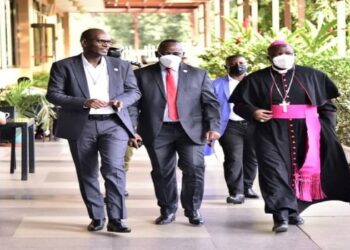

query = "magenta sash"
[[272, 104, 326, 201]]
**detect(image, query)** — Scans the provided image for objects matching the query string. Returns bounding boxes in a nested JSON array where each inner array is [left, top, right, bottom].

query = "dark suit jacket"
[[46, 54, 141, 140], [130, 62, 220, 146]]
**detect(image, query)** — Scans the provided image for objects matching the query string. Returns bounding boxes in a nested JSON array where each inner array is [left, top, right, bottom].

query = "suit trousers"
[[218, 120, 258, 195], [68, 117, 129, 220], [145, 122, 205, 216]]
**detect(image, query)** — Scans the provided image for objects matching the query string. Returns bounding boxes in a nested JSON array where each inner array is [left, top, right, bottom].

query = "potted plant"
[[0, 79, 56, 138]]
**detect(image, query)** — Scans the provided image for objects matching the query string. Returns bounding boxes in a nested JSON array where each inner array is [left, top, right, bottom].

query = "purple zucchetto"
[[268, 40, 290, 48]]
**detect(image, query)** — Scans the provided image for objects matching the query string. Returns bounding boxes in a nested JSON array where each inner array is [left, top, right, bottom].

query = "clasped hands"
[[253, 109, 272, 123], [84, 99, 123, 111]]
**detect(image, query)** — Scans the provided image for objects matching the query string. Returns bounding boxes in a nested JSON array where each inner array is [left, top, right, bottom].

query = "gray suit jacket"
[[130, 62, 220, 146], [46, 54, 141, 140]]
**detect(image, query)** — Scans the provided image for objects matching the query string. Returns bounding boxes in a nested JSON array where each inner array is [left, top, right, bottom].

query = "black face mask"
[[228, 64, 247, 76]]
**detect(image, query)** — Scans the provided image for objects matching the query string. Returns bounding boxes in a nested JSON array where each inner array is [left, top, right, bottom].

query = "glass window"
[[31, 23, 55, 66], [0, 0, 18, 69]]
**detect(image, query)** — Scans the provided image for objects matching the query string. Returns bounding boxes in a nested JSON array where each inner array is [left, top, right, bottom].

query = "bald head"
[[156, 39, 184, 58], [80, 28, 111, 59], [80, 28, 107, 41]]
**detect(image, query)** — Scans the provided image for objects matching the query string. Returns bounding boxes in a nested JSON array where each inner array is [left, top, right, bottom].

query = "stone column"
[[62, 13, 70, 57], [17, 0, 34, 75]]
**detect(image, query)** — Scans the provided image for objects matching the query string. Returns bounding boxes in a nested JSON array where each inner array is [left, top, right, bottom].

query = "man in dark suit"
[[129, 39, 221, 225], [46, 28, 140, 233], [205, 54, 259, 204]]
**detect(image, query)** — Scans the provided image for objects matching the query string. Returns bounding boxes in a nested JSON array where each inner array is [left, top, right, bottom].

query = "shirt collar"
[[82, 54, 106, 68], [271, 65, 291, 74], [228, 75, 239, 84], [159, 63, 179, 72]]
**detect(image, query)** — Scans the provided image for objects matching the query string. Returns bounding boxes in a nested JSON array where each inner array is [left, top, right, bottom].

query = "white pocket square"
[[114, 68, 119, 71]]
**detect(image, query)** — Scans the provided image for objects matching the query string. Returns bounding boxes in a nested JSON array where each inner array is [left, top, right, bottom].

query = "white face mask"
[[159, 54, 182, 69], [272, 54, 295, 70]]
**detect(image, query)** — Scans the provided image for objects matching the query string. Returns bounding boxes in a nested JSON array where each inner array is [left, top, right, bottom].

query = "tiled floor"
[[1, 140, 350, 250]]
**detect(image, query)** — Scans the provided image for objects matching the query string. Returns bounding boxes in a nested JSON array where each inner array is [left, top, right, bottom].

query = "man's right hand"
[[253, 109, 273, 123], [128, 133, 143, 149], [84, 99, 109, 109]]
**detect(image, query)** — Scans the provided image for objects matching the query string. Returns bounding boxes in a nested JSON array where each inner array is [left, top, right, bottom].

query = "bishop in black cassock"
[[229, 40, 350, 233]]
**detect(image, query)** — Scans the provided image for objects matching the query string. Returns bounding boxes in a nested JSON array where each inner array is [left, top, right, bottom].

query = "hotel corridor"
[[1, 140, 349, 250]]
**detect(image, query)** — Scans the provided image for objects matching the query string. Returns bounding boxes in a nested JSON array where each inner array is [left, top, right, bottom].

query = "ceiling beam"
[[104, 0, 205, 9], [103, 7, 194, 13]]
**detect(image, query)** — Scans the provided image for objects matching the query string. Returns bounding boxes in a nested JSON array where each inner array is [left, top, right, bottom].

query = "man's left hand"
[[110, 100, 123, 111], [205, 131, 221, 143], [128, 133, 143, 149]]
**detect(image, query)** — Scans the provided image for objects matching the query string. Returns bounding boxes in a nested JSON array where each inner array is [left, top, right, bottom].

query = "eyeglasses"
[[91, 39, 113, 46], [158, 52, 183, 57]]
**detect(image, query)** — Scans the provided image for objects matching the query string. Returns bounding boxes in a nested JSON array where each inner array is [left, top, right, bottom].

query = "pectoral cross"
[[279, 100, 290, 112]]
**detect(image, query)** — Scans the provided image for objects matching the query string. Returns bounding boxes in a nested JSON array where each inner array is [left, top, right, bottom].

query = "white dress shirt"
[[228, 76, 244, 121], [82, 55, 114, 115]]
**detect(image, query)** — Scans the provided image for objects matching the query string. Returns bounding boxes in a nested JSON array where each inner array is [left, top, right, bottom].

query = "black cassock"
[[229, 65, 350, 215]]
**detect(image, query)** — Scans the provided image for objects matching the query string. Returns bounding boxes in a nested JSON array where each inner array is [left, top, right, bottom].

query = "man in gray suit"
[[129, 39, 221, 225], [46, 28, 140, 233]]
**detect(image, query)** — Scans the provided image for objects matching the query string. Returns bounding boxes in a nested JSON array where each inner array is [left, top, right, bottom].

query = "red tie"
[[166, 68, 179, 121]]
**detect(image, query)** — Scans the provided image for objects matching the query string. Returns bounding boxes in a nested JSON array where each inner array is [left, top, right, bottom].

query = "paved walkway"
[[0, 140, 349, 250]]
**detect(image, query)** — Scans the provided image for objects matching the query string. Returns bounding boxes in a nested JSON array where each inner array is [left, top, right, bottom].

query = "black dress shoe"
[[244, 188, 259, 199], [184, 210, 204, 225], [226, 194, 245, 204], [124, 190, 129, 197], [107, 219, 131, 233], [155, 213, 176, 225], [87, 218, 106, 231], [289, 215, 304, 225], [272, 220, 288, 233]]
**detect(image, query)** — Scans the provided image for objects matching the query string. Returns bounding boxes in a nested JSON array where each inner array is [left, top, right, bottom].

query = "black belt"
[[88, 114, 117, 120], [229, 120, 248, 125]]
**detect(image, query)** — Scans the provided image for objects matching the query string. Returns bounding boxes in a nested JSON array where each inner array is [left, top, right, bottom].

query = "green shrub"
[[199, 19, 272, 79], [199, 18, 350, 145], [0, 80, 56, 132], [298, 56, 350, 146], [32, 71, 50, 89]]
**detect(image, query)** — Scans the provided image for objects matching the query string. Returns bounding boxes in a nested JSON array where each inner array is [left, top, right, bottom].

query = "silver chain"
[[269, 67, 296, 102], [85, 65, 104, 85]]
